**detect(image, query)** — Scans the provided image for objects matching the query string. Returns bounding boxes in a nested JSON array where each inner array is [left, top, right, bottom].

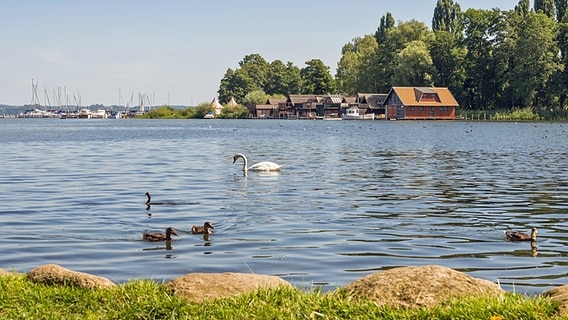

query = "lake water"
[[1, 118, 567, 294]]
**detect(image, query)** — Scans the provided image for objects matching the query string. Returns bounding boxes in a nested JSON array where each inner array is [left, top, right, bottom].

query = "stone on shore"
[[543, 285, 568, 317], [167, 272, 293, 302], [339, 265, 505, 308], [27, 264, 116, 289]]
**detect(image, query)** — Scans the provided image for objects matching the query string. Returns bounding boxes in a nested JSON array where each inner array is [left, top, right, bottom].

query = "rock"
[[27, 264, 116, 289], [167, 272, 293, 302], [0, 268, 10, 276], [338, 265, 504, 308], [543, 285, 568, 316]]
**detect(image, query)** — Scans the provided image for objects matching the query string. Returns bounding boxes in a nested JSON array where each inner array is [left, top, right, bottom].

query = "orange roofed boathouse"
[[384, 87, 458, 120]]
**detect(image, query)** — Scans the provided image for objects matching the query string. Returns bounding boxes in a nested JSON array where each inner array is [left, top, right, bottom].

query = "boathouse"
[[384, 87, 458, 120]]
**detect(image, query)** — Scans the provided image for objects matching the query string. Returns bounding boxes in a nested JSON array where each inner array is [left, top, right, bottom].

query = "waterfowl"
[[191, 222, 215, 234], [505, 227, 537, 242], [145, 192, 199, 206], [141, 227, 178, 242], [233, 153, 283, 172]]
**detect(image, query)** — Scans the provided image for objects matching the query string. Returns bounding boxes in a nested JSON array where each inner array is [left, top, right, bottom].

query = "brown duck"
[[141, 227, 178, 242], [505, 227, 537, 242], [191, 222, 214, 234]]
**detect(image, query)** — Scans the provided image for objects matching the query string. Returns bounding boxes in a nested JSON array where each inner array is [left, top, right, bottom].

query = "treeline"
[[218, 0, 568, 113]]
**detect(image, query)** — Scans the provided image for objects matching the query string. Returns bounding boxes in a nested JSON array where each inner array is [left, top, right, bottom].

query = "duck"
[[145, 191, 200, 206], [141, 227, 178, 242], [145, 192, 164, 205], [191, 222, 215, 234], [505, 227, 537, 242], [233, 153, 283, 172]]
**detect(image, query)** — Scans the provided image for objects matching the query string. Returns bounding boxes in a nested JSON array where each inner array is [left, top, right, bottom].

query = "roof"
[[326, 95, 343, 104], [388, 87, 459, 107], [357, 93, 387, 108], [227, 97, 238, 106], [210, 97, 223, 108], [287, 95, 320, 104], [266, 97, 287, 105]]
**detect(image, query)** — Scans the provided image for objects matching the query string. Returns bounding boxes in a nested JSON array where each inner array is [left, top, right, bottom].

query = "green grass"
[[0, 274, 563, 319]]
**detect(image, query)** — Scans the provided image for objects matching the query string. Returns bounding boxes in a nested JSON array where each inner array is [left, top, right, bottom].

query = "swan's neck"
[[241, 155, 248, 171], [146, 193, 151, 204]]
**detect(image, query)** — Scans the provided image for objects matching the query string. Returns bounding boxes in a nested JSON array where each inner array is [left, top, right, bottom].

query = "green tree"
[[264, 60, 301, 96], [429, 30, 466, 95], [219, 104, 249, 119], [556, 12, 568, 107], [535, 0, 556, 18], [392, 40, 435, 86], [462, 8, 504, 109], [336, 35, 378, 94], [300, 59, 336, 94], [218, 68, 256, 104], [375, 12, 395, 44], [194, 102, 214, 119], [241, 89, 268, 107], [506, 12, 562, 107], [238, 53, 269, 92], [556, 0, 568, 21], [432, 0, 463, 35], [375, 20, 433, 93], [515, 0, 531, 16]]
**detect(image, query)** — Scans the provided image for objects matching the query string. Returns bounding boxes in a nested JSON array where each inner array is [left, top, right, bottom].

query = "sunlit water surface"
[[1, 118, 567, 294]]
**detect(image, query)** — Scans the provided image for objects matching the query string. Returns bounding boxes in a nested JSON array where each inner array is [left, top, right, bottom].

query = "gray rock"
[[27, 264, 116, 289], [338, 265, 505, 308], [167, 272, 293, 302]]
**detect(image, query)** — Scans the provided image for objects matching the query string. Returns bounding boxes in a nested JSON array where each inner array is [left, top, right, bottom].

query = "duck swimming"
[[146, 192, 173, 205], [505, 227, 537, 242], [141, 227, 178, 242], [145, 191, 199, 206], [233, 153, 283, 172], [191, 222, 215, 234]]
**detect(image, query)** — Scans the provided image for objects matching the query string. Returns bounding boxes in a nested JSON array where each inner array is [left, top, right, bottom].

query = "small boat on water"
[[342, 106, 375, 120], [77, 109, 93, 118]]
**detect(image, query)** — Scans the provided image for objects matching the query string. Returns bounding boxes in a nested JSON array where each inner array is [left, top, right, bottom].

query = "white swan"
[[233, 153, 283, 172]]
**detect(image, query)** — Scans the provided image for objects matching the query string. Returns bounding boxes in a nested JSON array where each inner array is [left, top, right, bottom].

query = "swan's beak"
[[232, 158, 237, 164]]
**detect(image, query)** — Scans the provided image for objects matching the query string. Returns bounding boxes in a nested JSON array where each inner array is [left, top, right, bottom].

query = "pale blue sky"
[[1, 0, 519, 107]]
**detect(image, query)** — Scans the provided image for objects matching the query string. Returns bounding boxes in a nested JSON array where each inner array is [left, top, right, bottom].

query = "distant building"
[[210, 97, 223, 115], [384, 87, 458, 120]]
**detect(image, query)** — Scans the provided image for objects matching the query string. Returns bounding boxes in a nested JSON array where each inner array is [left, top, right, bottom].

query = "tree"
[[392, 40, 435, 86], [506, 12, 562, 107], [217, 68, 256, 104], [515, 0, 531, 16], [556, 12, 568, 107], [219, 103, 249, 119], [462, 8, 505, 109], [429, 30, 466, 95], [238, 53, 269, 91], [535, 0, 556, 18], [375, 12, 395, 44], [432, 0, 463, 35], [375, 20, 433, 93], [336, 35, 378, 95], [264, 60, 301, 96], [241, 89, 269, 107], [556, 0, 568, 21], [300, 59, 336, 94]]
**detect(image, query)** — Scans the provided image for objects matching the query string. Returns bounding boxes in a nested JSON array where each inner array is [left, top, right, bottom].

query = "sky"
[[1, 0, 520, 107]]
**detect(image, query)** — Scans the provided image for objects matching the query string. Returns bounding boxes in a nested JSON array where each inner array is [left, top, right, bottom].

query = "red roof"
[[389, 87, 459, 107]]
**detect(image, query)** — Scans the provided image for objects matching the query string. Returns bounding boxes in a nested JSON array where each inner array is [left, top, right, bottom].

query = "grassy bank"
[[458, 107, 568, 121], [0, 274, 562, 319]]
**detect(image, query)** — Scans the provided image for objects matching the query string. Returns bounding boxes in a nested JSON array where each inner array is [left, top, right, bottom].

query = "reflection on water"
[[0, 119, 567, 294]]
